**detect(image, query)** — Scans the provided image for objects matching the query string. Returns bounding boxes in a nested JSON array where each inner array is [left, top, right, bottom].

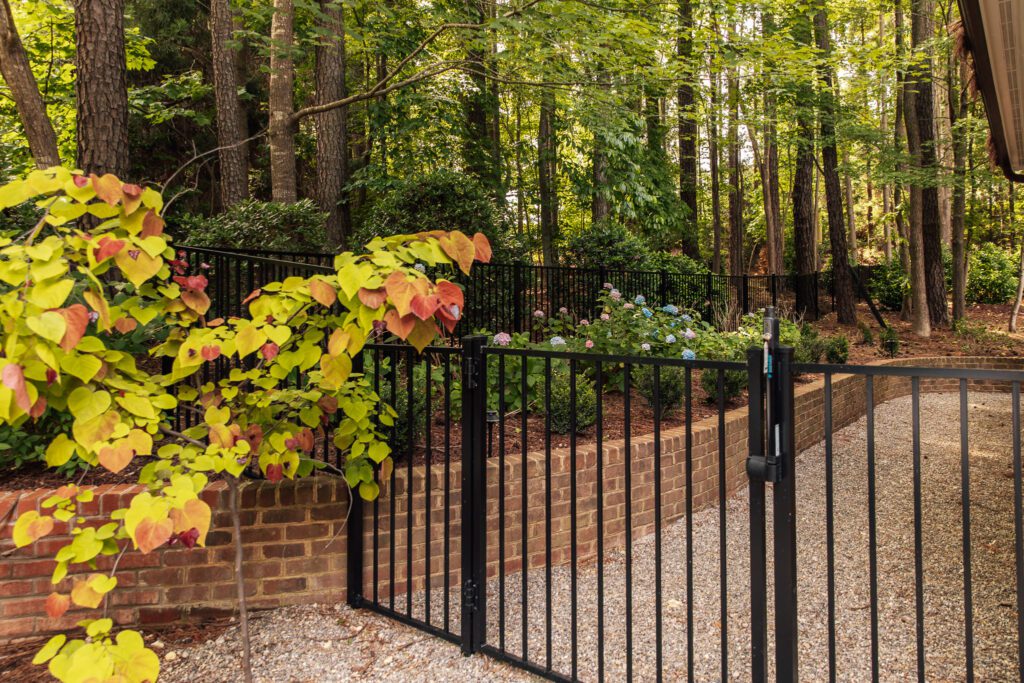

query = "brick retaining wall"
[[2, 356, 1022, 642]]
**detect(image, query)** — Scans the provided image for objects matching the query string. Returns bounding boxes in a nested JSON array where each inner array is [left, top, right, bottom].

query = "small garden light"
[[486, 409, 499, 458]]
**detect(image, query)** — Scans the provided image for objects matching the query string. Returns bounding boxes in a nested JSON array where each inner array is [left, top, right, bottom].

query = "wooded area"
[[1, 0, 1020, 336]]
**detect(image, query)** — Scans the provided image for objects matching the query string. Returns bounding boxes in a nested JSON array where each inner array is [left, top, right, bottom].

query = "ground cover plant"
[[0, 167, 491, 683]]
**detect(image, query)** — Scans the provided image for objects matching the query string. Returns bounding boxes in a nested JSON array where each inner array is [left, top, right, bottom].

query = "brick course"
[[2, 356, 1021, 642]]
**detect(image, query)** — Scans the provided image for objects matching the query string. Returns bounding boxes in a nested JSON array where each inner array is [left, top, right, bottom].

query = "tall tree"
[[676, 0, 699, 258], [727, 44, 743, 278], [73, 0, 129, 176], [462, 0, 501, 202], [209, 0, 249, 207], [268, 0, 297, 202], [908, 0, 948, 326], [949, 25, 968, 322], [315, 0, 350, 246], [814, 3, 857, 324], [538, 87, 558, 265], [0, 0, 60, 167], [761, 10, 783, 275], [790, 7, 819, 318], [708, 31, 723, 274]]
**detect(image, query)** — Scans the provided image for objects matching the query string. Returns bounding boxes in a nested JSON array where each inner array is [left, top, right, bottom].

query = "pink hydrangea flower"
[[623, 302, 635, 310], [579, 319, 590, 326], [610, 290, 622, 301], [684, 328, 697, 340], [493, 332, 512, 346], [585, 339, 594, 349], [641, 343, 651, 351], [603, 282, 614, 289], [600, 313, 610, 321], [533, 309, 545, 318], [559, 307, 568, 314]]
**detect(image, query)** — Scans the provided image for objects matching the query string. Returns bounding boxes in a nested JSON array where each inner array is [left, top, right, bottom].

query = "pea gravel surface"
[[162, 392, 1020, 682]]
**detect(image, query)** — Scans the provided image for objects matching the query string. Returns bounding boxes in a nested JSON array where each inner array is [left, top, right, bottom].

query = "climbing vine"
[[0, 167, 490, 682]]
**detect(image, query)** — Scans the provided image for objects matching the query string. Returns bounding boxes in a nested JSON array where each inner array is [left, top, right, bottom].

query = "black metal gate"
[[346, 313, 1024, 682]]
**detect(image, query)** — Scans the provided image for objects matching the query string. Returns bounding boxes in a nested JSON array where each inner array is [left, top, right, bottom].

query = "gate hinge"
[[464, 356, 480, 389], [462, 580, 480, 612], [746, 454, 783, 483]]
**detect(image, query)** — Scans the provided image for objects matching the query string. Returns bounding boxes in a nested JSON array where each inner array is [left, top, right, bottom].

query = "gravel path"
[[162, 392, 1019, 682]]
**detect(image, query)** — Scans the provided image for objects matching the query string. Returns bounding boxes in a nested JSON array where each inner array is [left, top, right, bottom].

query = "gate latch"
[[747, 423, 784, 483]]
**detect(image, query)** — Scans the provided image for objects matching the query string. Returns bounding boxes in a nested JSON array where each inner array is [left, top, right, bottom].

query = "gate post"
[[460, 335, 488, 654], [347, 351, 365, 607], [742, 274, 750, 315], [772, 344, 799, 682], [746, 346, 768, 682]]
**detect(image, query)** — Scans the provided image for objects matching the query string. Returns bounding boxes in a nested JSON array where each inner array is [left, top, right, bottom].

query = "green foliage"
[[0, 409, 80, 475], [878, 325, 901, 357], [857, 321, 874, 345], [967, 243, 1018, 304], [699, 365, 746, 404], [634, 364, 685, 418], [868, 259, 909, 311], [548, 369, 597, 434], [825, 334, 850, 364], [175, 200, 329, 252], [354, 170, 527, 263], [560, 219, 651, 271], [794, 323, 826, 364], [643, 250, 708, 275]]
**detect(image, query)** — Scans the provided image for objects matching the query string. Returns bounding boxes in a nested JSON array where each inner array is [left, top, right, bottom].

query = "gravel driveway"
[[162, 392, 1019, 682]]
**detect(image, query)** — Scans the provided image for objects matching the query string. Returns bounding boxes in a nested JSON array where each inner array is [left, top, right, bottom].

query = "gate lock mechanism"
[[747, 317, 785, 483]]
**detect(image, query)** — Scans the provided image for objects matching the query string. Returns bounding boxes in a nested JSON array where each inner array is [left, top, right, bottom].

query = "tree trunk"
[[0, 0, 60, 168], [1011, 186, 1024, 331], [538, 88, 558, 265], [909, 0, 947, 326], [73, 0, 129, 177], [843, 150, 856, 256], [709, 54, 723, 274], [268, 0, 297, 202], [315, 0, 350, 247], [901, 0, 931, 337], [814, 6, 857, 325], [791, 8, 818, 318], [727, 55, 743, 279], [949, 52, 968, 322], [591, 141, 610, 225], [209, 0, 249, 207], [677, 0, 699, 258], [462, 0, 500, 201]]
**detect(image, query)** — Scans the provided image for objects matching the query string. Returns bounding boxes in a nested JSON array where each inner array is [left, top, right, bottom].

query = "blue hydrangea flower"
[[682, 348, 696, 361], [550, 336, 566, 346], [634, 295, 646, 305], [642, 307, 653, 318], [681, 314, 693, 322], [665, 334, 677, 344], [662, 304, 679, 315]]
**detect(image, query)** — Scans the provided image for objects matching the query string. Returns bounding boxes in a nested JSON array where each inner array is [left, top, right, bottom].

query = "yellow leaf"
[[320, 353, 351, 389], [235, 324, 266, 359], [45, 434, 78, 467], [31, 635, 66, 665], [113, 248, 162, 288], [26, 311, 67, 344], [60, 353, 103, 383], [72, 410, 120, 448], [68, 387, 111, 422], [70, 573, 116, 608], [27, 278, 74, 309], [168, 499, 211, 547], [112, 630, 161, 683], [13, 510, 54, 547], [133, 516, 173, 554]]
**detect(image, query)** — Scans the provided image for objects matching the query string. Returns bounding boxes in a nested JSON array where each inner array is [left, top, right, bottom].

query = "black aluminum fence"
[[177, 245, 882, 338], [341, 323, 1024, 682]]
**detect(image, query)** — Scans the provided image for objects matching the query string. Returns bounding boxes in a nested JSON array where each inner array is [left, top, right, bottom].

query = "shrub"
[[878, 325, 901, 356], [561, 219, 652, 271], [633, 364, 686, 419], [643, 250, 708, 275], [857, 320, 874, 345], [699, 364, 747, 403], [967, 243, 1017, 304], [825, 334, 850, 364], [0, 410, 80, 475], [176, 199, 329, 252], [868, 259, 909, 311], [549, 369, 598, 434], [794, 323, 826, 364], [354, 169, 528, 263]]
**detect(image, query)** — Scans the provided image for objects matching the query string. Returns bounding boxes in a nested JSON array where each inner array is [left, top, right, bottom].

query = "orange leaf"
[[384, 271, 417, 317], [83, 290, 111, 330], [90, 174, 124, 205], [93, 236, 125, 263], [134, 517, 173, 554], [407, 319, 439, 352], [57, 304, 90, 352], [114, 317, 138, 334], [2, 364, 31, 412], [70, 580, 103, 609], [472, 232, 492, 263], [358, 287, 388, 309], [29, 396, 47, 419], [45, 592, 70, 619], [435, 280, 464, 308], [169, 499, 211, 547], [98, 443, 134, 474], [181, 289, 211, 315], [201, 345, 221, 361], [121, 184, 143, 214], [439, 231, 476, 275], [309, 279, 337, 307], [383, 309, 416, 339], [266, 463, 284, 482], [410, 293, 440, 321], [260, 343, 279, 361], [140, 210, 165, 238], [241, 289, 262, 305]]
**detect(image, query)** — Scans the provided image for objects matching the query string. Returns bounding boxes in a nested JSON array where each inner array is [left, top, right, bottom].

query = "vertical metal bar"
[[424, 354, 433, 626], [499, 353, 507, 652], [960, 379, 975, 682], [1012, 382, 1024, 683], [389, 350, 397, 611], [774, 346, 799, 683], [624, 363, 634, 680], [570, 360, 579, 681], [460, 335, 487, 654], [654, 364, 664, 681], [825, 373, 837, 683], [717, 368, 729, 679], [867, 376, 879, 682], [347, 350, 365, 607], [687, 362, 696, 682], [596, 360, 606, 683], [912, 377, 926, 682], [406, 348, 414, 617], [544, 357, 553, 671], [521, 353, 530, 661], [373, 348, 381, 607], [443, 351, 452, 633], [746, 348, 767, 683]]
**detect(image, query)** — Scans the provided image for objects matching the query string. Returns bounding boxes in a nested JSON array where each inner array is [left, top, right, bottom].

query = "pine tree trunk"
[[209, 0, 249, 207], [727, 56, 743, 279], [268, 0, 297, 202], [950, 55, 968, 322], [0, 0, 60, 167], [315, 0, 350, 247], [462, 0, 500, 201], [591, 143, 610, 225], [73, 0, 129, 177], [677, 0, 699, 258], [791, 8, 819, 319], [814, 6, 857, 325], [709, 51, 723, 274], [538, 88, 558, 265]]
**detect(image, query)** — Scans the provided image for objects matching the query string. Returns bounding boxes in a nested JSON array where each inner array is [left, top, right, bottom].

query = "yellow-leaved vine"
[[0, 167, 490, 682]]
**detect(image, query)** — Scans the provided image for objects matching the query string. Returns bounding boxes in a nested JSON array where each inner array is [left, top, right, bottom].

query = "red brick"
[[262, 577, 306, 594], [262, 543, 306, 559]]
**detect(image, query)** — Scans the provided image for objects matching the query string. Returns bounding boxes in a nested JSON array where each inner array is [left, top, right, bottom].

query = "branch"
[[160, 127, 268, 193], [159, 425, 207, 449]]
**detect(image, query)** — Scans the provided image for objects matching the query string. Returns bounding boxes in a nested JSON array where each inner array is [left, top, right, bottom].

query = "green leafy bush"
[[967, 243, 1017, 304], [794, 323, 826, 364], [825, 334, 850, 364], [549, 369, 598, 434], [878, 325, 900, 356], [643, 251, 708, 275], [868, 259, 909, 311], [0, 410, 80, 475], [561, 219, 652, 271], [176, 199, 329, 252], [858, 320, 874, 345], [699, 363, 747, 404], [633, 364, 686, 419], [354, 169, 528, 263]]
